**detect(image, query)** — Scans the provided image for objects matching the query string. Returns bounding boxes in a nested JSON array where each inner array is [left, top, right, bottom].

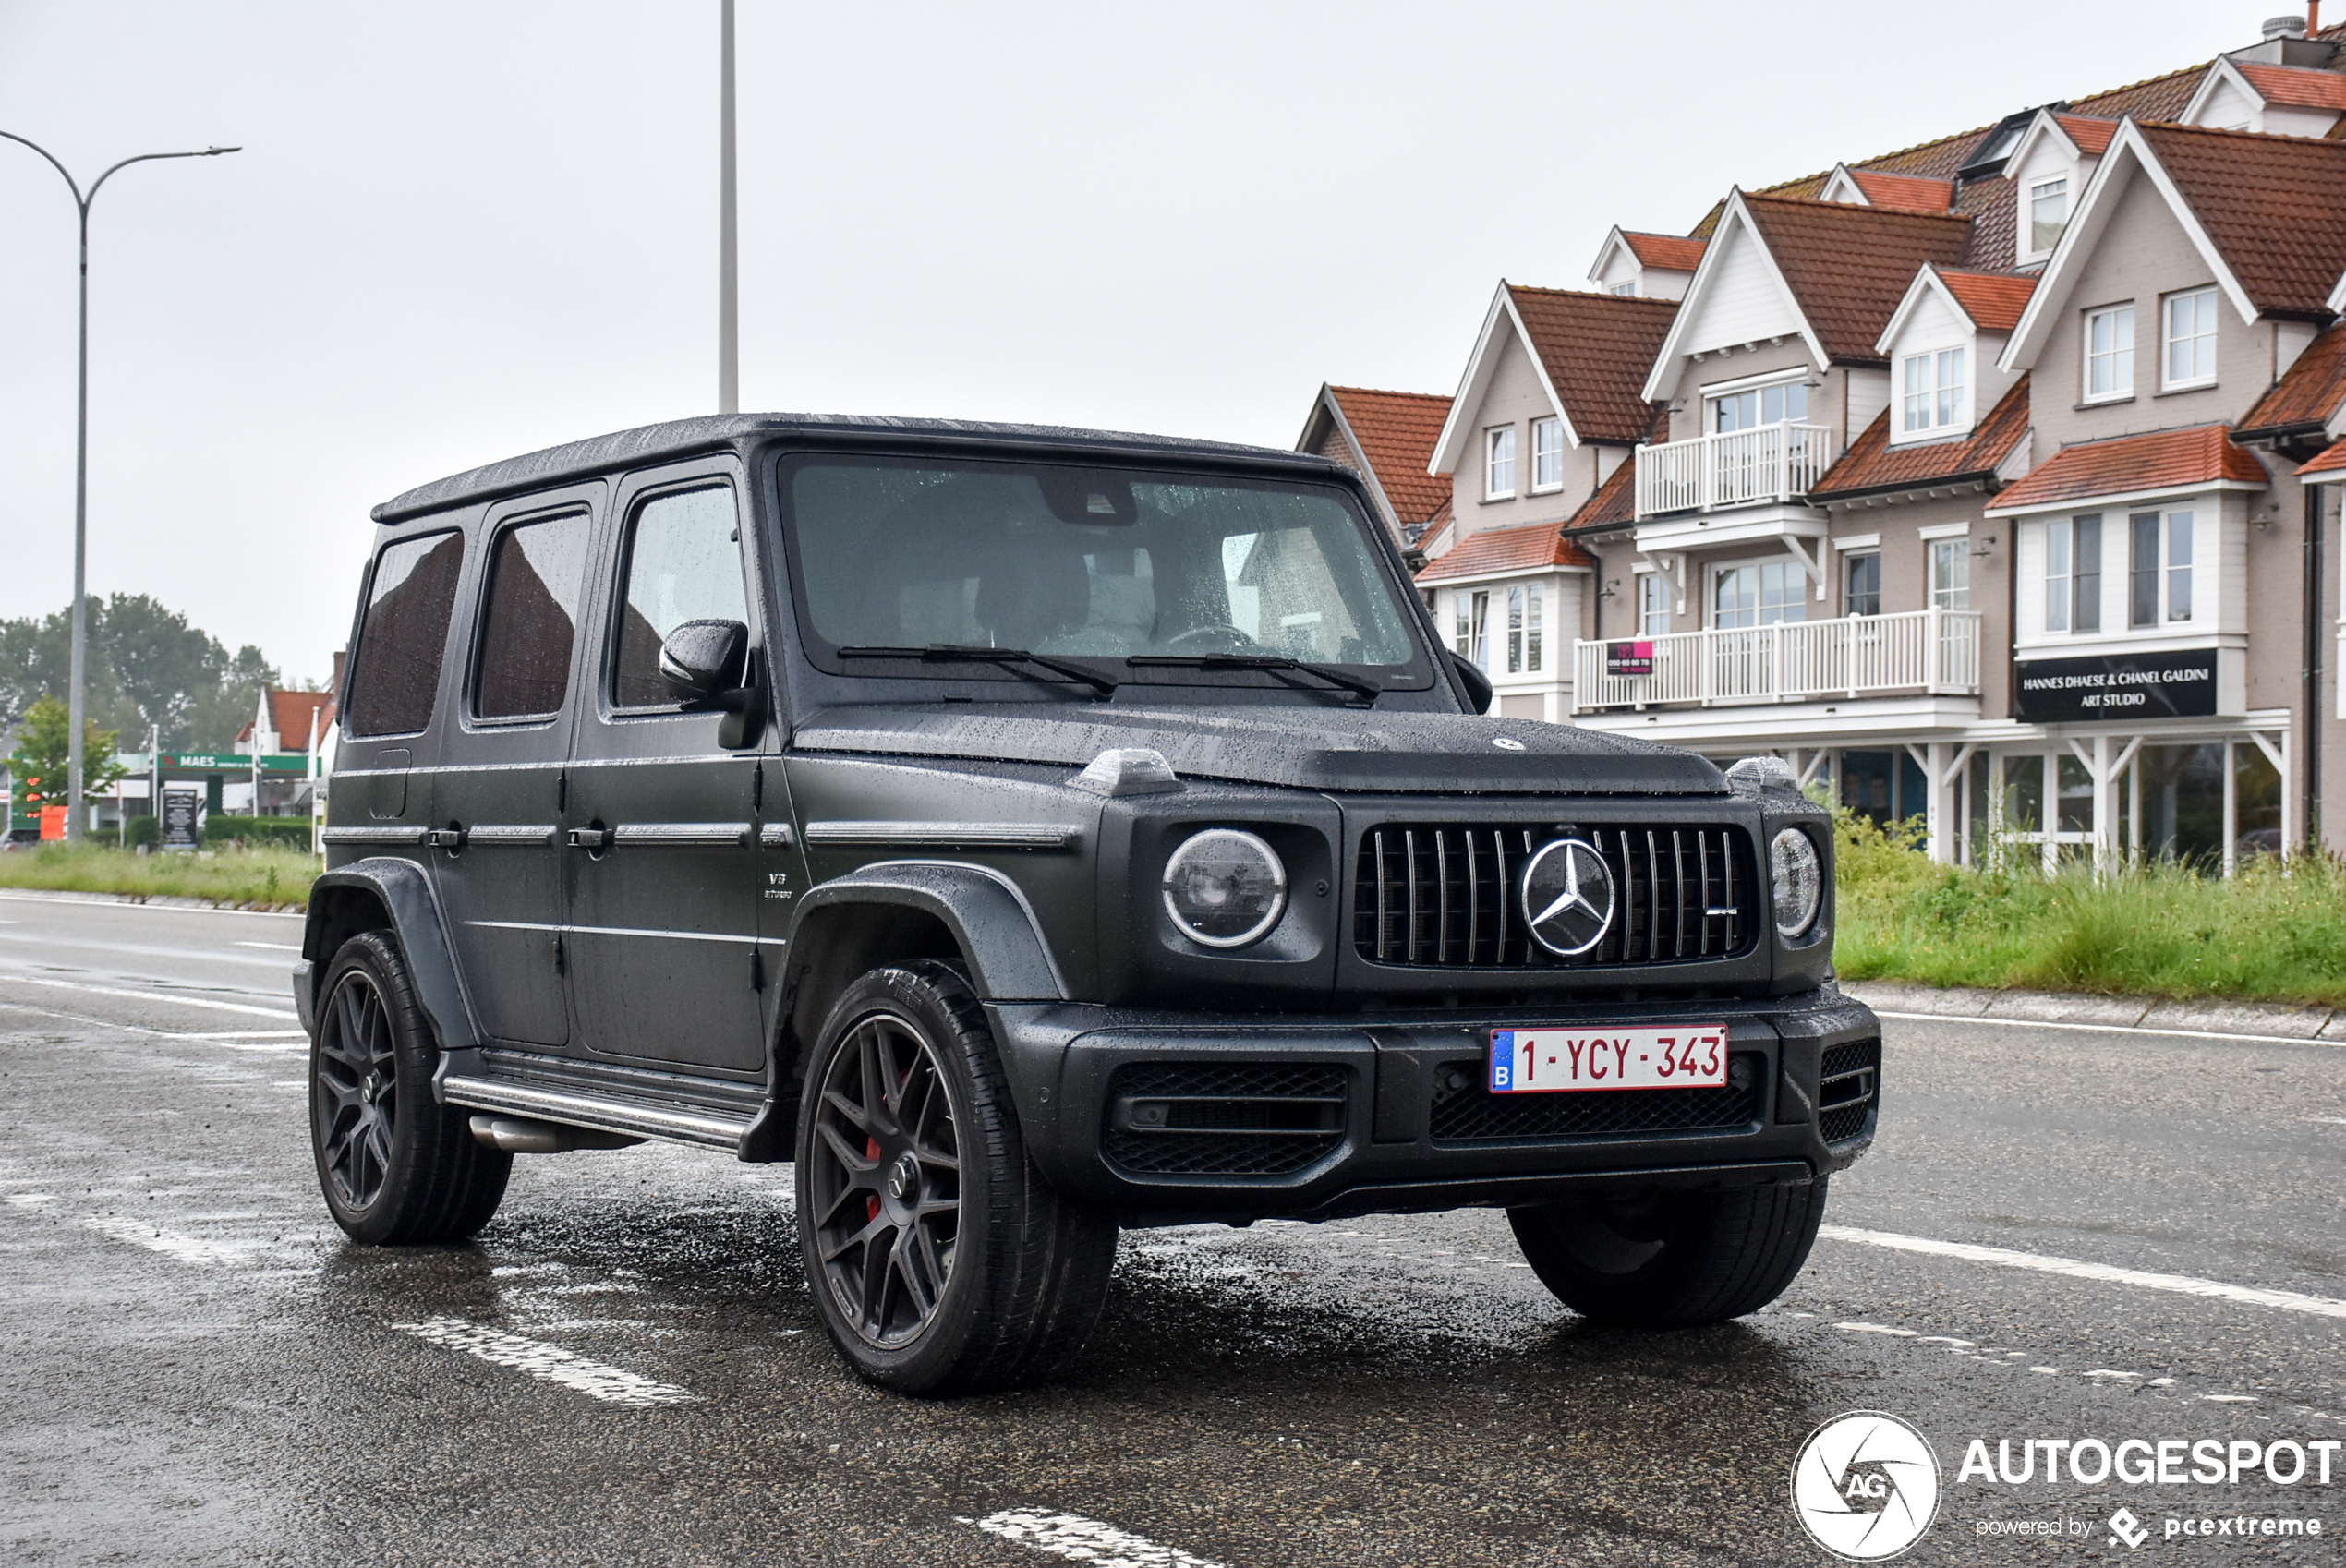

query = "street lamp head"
[[201, 146, 241, 156]]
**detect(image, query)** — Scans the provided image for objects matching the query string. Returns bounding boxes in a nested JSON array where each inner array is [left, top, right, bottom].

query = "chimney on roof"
[[2263, 14, 2308, 39]]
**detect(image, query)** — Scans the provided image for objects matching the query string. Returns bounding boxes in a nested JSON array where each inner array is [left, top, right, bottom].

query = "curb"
[[1840, 978, 2346, 1042]]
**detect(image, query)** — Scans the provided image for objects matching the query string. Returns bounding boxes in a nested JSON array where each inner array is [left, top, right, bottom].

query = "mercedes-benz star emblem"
[[1520, 838, 1616, 957]]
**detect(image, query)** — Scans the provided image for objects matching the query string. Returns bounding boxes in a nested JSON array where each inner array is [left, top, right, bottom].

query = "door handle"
[[566, 827, 613, 850]]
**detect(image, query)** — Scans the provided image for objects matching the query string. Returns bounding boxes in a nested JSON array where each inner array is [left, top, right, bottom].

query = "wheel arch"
[[300, 859, 478, 1055]]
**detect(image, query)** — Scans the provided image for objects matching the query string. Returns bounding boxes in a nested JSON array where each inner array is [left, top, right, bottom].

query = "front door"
[[564, 466, 770, 1074], [430, 492, 598, 1047]]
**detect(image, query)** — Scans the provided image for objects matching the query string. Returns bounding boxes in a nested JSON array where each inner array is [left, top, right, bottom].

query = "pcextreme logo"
[[1791, 1411, 1943, 1561]]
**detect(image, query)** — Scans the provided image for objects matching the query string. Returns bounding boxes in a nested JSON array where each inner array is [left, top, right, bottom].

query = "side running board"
[[438, 1073, 754, 1153]]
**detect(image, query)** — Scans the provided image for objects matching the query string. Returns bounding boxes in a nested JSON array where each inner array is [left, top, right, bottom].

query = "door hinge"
[[553, 934, 567, 976], [749, 949, 766, 992], [556, 772, 567, 813], [753, 762, 764, 811]]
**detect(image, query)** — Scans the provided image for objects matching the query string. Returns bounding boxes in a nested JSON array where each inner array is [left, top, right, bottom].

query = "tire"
[[1507, 1178, 1828, 1328], [309, 930, 511, 1245], [795, 960, 1119, 1396]]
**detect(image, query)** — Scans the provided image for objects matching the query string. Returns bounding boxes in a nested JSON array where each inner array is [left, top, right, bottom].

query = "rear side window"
[[345, 531, 465, 737], [611, 487, 749, 708], [474, 513, 594, 719]]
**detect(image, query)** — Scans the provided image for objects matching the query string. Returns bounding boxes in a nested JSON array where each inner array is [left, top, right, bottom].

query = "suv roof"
[[371, 413, 1340, 525]]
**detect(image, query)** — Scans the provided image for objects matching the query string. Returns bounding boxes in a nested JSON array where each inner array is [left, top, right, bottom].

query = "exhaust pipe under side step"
[[469, 1115, 647, 1154]]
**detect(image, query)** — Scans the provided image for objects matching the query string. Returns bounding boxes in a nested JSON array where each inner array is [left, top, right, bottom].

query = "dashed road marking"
[[84, 1215, 290, 1267], [234, 941, 302, 951], [965, 1508, 1227, 1568], [3, 975, 298, 1019], [391, 1317, 699, 1408], [1819, 1224, 2346, 1321], [1871, 1007, 2343, 1050]]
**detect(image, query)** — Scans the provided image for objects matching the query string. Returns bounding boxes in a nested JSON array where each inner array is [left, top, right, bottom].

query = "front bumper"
[[987, 986, 1879, 1221]]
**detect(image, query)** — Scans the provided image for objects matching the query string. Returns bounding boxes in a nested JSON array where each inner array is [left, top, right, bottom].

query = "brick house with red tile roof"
[[1294, 384, 1453, 549]]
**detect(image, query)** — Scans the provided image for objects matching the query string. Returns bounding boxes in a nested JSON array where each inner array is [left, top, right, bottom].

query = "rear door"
[[429, 489, 599, 1047], [563, 461, 769, 1074]]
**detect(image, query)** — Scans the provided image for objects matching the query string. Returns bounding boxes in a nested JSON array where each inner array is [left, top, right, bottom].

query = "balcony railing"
[[1634, 423, 1833, 516], [1573, 609, 1982, 713]]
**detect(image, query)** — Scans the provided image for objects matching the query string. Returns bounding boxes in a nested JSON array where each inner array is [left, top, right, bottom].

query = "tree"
[[6, 696, 129, 815], [0, 595, 281, 750], [106, 595, 227, 742]]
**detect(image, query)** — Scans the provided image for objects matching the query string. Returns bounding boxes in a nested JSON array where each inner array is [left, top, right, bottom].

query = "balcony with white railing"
[[1634, 423, 1833, 517], [1573, 609, 1982, 713]]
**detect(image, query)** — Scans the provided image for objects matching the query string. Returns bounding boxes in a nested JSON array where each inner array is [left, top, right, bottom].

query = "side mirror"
[[659, 620, 748, 703], [1447, 650, 1493, 715]]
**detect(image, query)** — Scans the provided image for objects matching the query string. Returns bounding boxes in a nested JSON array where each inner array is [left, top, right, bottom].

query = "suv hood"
[[792, 704, 1725, 795]]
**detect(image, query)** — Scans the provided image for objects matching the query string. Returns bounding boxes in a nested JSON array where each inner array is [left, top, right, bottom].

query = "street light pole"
[[718, 0, 739, 415], [0, 132, 238, 842]]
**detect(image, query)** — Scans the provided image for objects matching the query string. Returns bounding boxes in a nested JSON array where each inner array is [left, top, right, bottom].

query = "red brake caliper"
[[865, 1138, 882, 1222]]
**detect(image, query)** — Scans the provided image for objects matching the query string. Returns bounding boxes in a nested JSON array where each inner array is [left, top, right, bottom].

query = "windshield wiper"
[[836, 645, 1119, 699], [1126, 652, 1383, 703]]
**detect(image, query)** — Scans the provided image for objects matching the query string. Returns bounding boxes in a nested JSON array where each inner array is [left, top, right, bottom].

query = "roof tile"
[[1623, 233, 1707, 272], [1990, 423, 2268, 511], [2236, 63, 2346, 112], [1813, 377, 2031, 499], [1505, 285, 1678, 445], [1850, 170, 1954, 212], [2135, 123, 2346, 316], [1563, 451, 1639, 532], [1935, 269, 2037, 332], [1739, 196, 1974, 364], [2054, 114, 2122, 155], [2297, 435, 2346, 476], [2240, 322, 2346, 433], [1415, 518, 1592, 584], [1322, 385, 1453, 526]]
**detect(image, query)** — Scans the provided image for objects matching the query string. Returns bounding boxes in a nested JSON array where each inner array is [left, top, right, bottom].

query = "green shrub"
[[0, 841, 317, 909], [202, 814, 313, 850]]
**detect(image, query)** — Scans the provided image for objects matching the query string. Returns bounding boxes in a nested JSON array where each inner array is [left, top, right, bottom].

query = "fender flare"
[[783, 859, 1069, 1003], [302, 858, 480, 1054]]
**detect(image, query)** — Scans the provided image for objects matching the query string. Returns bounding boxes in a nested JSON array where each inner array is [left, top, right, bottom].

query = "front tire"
[[1508, 1178, 1827, 1328], [795, 961, 1118, 1396], [309, 931, 510, 1245]]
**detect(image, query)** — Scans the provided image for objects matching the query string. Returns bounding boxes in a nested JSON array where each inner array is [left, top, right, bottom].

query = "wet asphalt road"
[[2, 889, 2342, 1566]]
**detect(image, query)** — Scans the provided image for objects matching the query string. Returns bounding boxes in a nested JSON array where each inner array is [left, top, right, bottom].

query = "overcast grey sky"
[[0, 1, 2278, 681]]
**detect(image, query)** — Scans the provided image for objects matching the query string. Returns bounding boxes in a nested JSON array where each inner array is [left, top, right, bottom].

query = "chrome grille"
[[1352, 824, 1754, 968]]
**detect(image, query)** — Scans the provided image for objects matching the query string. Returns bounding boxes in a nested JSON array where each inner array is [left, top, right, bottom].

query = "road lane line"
[[390, 1317, 699, 1408], [0, 998, 302, 1048], [85, 1216, 286, 1266], [1819, 1224, 2346, 1321], [3, 976, 297, 1019], [1870, 1008, 2342, 1049], [234, 941, 302, 951], [966, 1509, 1227, 1568], [0, 890, 298, 919]]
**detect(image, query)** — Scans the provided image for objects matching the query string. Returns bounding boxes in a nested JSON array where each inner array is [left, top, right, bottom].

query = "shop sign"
[[161, 785, 204, 851], [2013, 648, 2218, 723]]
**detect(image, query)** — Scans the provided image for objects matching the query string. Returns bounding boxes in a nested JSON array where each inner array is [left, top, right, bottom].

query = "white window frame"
[[2126, 509, 2195, 627], [1454, 589, 1491, 669], [1530, 417, 1565, 492], [1929, 537, 1972, 610], [2043, 513, 2103, 634], [2026, 176, 2068, 259], [1712, 561, 1806, 630], [1609, 281, 1637, 297], [1484, 427, 1516, 501], [1503, 582, 1544, 672], [2083, 304, 2134, 403], [1706, 376, 1810, 433], [1636, 570, 1669, 637], [2161, 287, 2219, 391], [1897, 345, 1967, 437]]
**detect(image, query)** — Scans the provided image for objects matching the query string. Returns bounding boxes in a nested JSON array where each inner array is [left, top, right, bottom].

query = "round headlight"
[[1162, 829, 1287, 948], [1770, 827, 1822, 938]]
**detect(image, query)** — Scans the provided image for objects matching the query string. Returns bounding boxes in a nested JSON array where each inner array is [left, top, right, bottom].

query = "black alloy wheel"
[[805, 1004, 964, 1347], [794, 962, 1119, 1396], [308, 931, 511, 1245]]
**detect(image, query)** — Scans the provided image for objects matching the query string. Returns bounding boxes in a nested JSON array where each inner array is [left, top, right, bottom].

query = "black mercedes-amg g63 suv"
[[298, 414, 1879, 1395]]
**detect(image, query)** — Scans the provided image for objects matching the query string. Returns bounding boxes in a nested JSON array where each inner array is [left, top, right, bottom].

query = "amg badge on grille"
[[1519, 838, 1617, 956]]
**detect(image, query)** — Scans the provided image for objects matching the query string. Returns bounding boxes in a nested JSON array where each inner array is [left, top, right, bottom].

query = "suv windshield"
[[778, 452, 1432, 693]]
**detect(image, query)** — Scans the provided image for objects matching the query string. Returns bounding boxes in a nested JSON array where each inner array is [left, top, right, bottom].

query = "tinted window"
[[475, 513, 593, 719], [612, 487, 748, 708], [345, 531, 464, 737]]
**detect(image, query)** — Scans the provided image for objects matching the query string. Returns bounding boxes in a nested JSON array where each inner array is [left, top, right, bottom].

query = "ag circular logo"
[[1790, 1411, 1941, 1561], [1518, 838, 1615, 956]]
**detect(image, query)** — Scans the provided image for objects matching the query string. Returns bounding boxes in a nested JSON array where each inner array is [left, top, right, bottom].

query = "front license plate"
[[1489, 1025, 1727, 1093]]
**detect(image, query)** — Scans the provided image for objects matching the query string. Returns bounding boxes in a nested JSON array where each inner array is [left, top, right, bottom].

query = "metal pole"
[[717, 0, 739, 415], [0, 134, 238, 842]]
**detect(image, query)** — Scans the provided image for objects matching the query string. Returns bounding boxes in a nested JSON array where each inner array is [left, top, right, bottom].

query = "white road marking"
[[2305, 1116, 2346, 1128], [1835, 1321, 1918, 1336], [85, 1216, 285, 1266], [1820, 1224, 2346, 1321], [6, 1193, 54, 1206], [390, 1317, 699, 1408], [234, 941, 302, 952], [966, 1508, 1227, 1568], [0, 890, 299, 918], [1871, 1008, 2342, 1050], [3, 975, 297, 1019], [2205, 1393, 2258, 1403]]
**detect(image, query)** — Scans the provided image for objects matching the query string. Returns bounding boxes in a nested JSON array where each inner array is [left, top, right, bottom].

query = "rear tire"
[[1507, 1178, 1827, 1328], [309, 931, 510, 1244], [795, 960, 1118, 1396]]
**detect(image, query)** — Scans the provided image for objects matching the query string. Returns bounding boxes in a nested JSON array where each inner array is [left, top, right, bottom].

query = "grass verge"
[[0, 842, 319, 911], [1833, 810, 2346, 1006]]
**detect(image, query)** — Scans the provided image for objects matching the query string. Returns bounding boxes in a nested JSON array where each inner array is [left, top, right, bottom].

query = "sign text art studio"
[[2012, 649, 2219, 724]]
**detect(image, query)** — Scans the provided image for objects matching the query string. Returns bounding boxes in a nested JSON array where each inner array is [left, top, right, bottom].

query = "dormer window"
[[1609, 282, 1637, 296], [1900, 347, 1965, 434], [2028, 177, 2068, 255], [1710, 379, 1808, 431]]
